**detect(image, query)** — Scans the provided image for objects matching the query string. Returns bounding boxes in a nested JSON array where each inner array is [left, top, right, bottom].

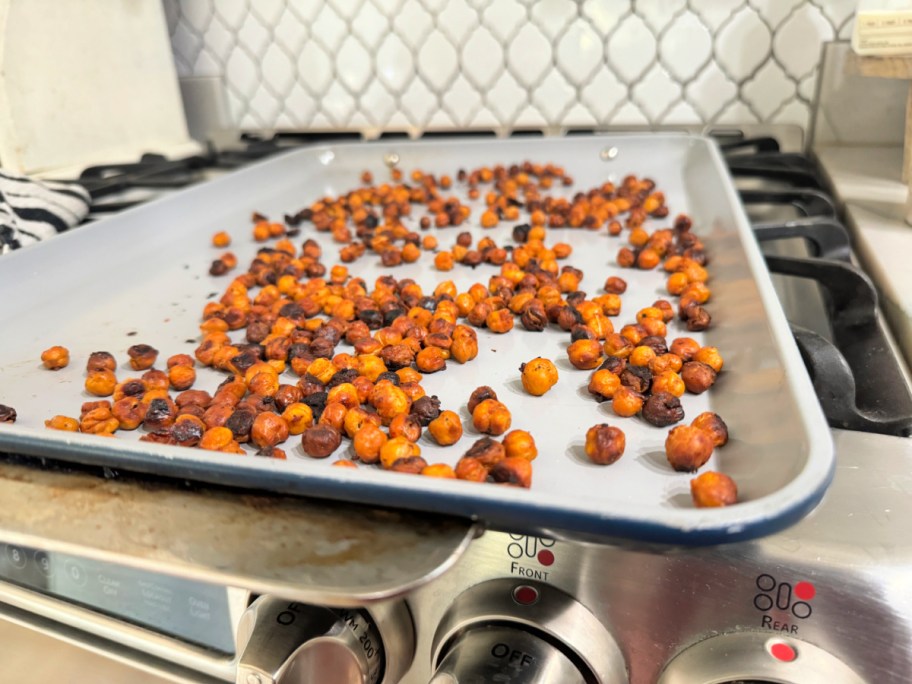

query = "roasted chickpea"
[[465, 436, 506, 467], [428, 410, 463, 446], [79, 401, 119, 435], [318, 402, 348, 431], [567, 339, 603, 370], [670, 337, 701, 361], [690, 471, 737, 507], [652, 370, 685, 398], [41, 345, 70, 370], [45, 415, 79, 431], [380, 436, 420, 469], [450, 328, 479, 363], [611, 387, 644, 418], [694, 346, 724, 372], [112, 397, 147, 430], [585, 424, 626, 465], [454, 457, 489, 482], [472, 399, 512, 436], [642, 392, 685, 427], [681, 361, 717, 394], [467, 386, 498, 414], [352, 423, 387, 464], [85, 370, 117, 397], [390, 456, 428, 474], [332, 459, 358, 469], [144, 397, 178, 431], [603, 276, 627, 294], [172, 415, 205, 447], [649, 353, 683, 375], [251, 412, 289, 449], [416, 346, 447, 373], [628, 345, 656, 367], [588, 369, 620, 401], [168, 364, 196, 391], [692, 411, 729, 447], [502, 429, 537, 461], [489, 457, 532, 488], [127, 344, 159, 371], [369, 383, 411, 425], [301, 425, 342, 458], [200, 426, 238, 452], [485, 308, 514, 334], [389, 412, 423, 442], [665, 425, 714, 472], [604, 333, 634, 358], [520, 357, 559, 396], [421, 463, 456, 478], [86, 351, 116, 373], [410, 394, 441, 426]]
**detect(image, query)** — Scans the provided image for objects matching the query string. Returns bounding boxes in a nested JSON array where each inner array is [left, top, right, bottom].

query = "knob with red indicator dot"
[[512, 584, 540, 606]]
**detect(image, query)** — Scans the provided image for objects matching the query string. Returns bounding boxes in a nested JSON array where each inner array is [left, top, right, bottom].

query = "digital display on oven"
[[0, 543, 235, 654]]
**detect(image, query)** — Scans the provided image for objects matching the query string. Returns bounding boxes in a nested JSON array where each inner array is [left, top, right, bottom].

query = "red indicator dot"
[[537, 549, 554, 566], [769, 642, 798, 663], [512, 585, 539, 606], [794, 581, 816, 601]]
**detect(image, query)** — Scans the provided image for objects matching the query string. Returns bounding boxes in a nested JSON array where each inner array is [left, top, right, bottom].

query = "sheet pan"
[[0, 134, 834, 544]]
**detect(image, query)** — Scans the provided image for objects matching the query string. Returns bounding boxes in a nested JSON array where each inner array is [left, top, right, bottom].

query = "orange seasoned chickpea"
[[380, 436, 420, 469], [332, 460, 358, 469], [342, 407, 380, 439], [455, 457, 489, 482], [45, 415, 79, 431], [450, 327, 479, 363], [434, 252, 454, 271], [248, 371, 279, 397], [640, 317, 667, 338], [665, 425, 714, 472], [306, 358, 337, 385], [127, 344, 158, 371], [421, 463, 456, 478], [690, 471, 738, 507], [628, 345, 656, 367], [652, 370, 685, 397], [485, 309, 514, 334], [251, 412, 289, 449], [318, 402, 348, 431], [168, 364, 196, 391], [369, 382, 411, 425], [389, 412, 423, 443], [588, 369, 620, 401], [85, 370, 117, 397], [667, 271, 689, 296], [353, 423, 387, 464], [520, 357, 558, 396], [585, 424, 626, 465], [636, 248, 660, 270], [649, 353, 683, 375], [281, 402, 314, 435], [694, 346, 723, 372], [111, 397, 147, 430], [212, 231, 231, 247], [41, 345, 69, 370], [567, 339, 603, 370], [416, 346, 447, 373], [691, 411, 729, 447], [611, 387, 644, 418], [327, 382, 361, 409], [472, 399, 512, 436], [200, 427, 238, 452], [428, 410, 463, 446], [502, 429, 537, 461], [670, 337, 701, 362], [356, 355, 388, 382], [604, 333, 634, 358]]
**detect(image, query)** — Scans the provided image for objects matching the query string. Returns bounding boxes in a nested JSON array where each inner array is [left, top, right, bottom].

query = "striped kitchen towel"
[[0, 170, 91, 253]]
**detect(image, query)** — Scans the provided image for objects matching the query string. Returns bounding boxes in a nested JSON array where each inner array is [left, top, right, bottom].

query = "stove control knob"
[[431, 579, 627, 683], [430, 624, 588, 684], [235, 596, 414, 684]]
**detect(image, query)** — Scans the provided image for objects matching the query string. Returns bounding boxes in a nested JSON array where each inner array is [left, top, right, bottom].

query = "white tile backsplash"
[[164, 0, 857, 133]]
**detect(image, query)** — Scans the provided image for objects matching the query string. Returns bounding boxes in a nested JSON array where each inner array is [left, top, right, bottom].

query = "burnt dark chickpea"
[[390, 456, 429, 474], [86, 351, 116, 373], [642, 392, 685, 427], [172, 415, 205, 447], [472, 399, 512, 436], [41, 345, 70, 370], [225, 406, 256, 443], [520, 299, 548, 332], [490, 457, 532, 488], [144, 397, 178, 431], [690, 471, 738, 507], [464, 436, 506, 467], [691, 411, 729, 447], [584, 424, 626, 465], [251, 412, 290, 449], [127, 344, 159, 371], [409, 394, 441, 426], [567, 339, 603, 370], [684, 305, 712, 332], [274, 384, 304, 413], [681, 361, 717, 394], [619, 365, 652, 394], [302, 425, 342, 458], [520, 357, 558, 396], [665, 425, 714, 472], [467, 302, 492, 327], [455, 457, 489, 482], [467, 386, 498, 414], [502, 429, 537, 461], [112, 397, 147, 430], [112, 378, 147, 402]]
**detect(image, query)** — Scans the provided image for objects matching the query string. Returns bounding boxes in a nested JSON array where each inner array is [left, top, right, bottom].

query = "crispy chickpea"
[[485, 309, 514, 334], [585, 424, 626, 465], [422, 463, 456, 478], [390, 456, 428, 474], [468, 386, 498, 414], [690, 471, 737, 507], [520, 357, 558, 396], [342, 407, 379, 439], [200, 426, 235, 451], [45, 415, 79, 431], [327, 382, 361, 409], [142, 369, 170, 392], [333, 460, 358, 469], [41, 345, 70, 370], [567, 339, 603, 370], [127, 344, 159, 371], [172, 415, 205, 447], [380, 436, 420, 469], [502, 429, 537, 461], [389, 412, 423, 442], [251, 412, 289, 449], [85, 370, 117, 397], [681, 361, 717, 394], [145, 397, 178, 431], [434, 252, 454, 271], [454, 457, 488, 482], [353, 423, 387, 464], [87, 351, 116, 373], [694, 346, 724, 372], [369, 383, 411, 425], [670, 337, 701, 362], [665, 425, 714, 472], [112, 396, 147, 430], [465, 436, 506, 467], [489, 457, 532, 488], [450, 327, 479, 363], [667, 271, 689, 296], [415, 346, 447, 373], [628, 345, 656, 367], [301, 425, 342, 458], [692, 411, 729, 447], [428, 410, 463, 446], [212, 231, 231, 247], [649, 353, 683, 375], [604, 333, 634, 358], [588, 369, 620, 401], [168, 364, 196, 391], [642, 392, 685, 427], [248, 371, 279, 397], [652, 370, 685, 398], [472, 399, 512, 436], [318, 402, 348, 431], [79, 401, 119, 435], [612, 387, 644, 418]]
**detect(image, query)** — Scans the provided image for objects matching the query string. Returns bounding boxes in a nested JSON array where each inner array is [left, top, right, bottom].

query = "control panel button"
[[34, 551, 51, 576], [5, 545, 27, 569], [512, 585, 540, 606], [64, 560, 87, 586]]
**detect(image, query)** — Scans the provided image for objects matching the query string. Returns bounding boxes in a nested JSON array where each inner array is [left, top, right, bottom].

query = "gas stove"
[[0, 125, 910, 684]]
